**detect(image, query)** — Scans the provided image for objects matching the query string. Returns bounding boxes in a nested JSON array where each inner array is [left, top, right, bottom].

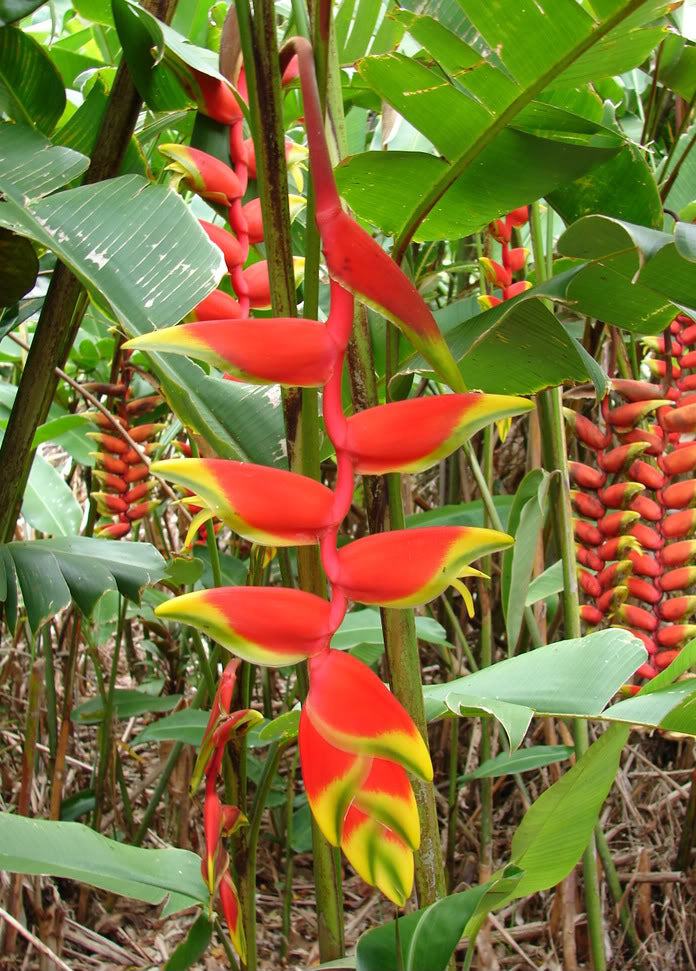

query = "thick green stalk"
[[384, 475, 447, 906], [530, 200, 606, 971], [478, 428, 494, 891], [0, 0, 179, 543]]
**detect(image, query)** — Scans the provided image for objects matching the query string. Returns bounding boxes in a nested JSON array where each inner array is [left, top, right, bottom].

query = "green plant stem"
[[440, 595, 478, 672], [384, 474, 447, 907], [0, 0, 180, 543], [280, 749, 299, 959], [94, 596, 126, 832], [530, 199, 606, 971], [240, 740, 289, 970], [40, 626, 58, 762], [595, 823, 641, 953], [215, 917, 241, 971]]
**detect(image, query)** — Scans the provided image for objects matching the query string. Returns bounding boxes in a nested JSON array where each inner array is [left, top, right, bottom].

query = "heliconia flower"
[[299, 706, 371, 845], [95, 521, 131, 539], [124, 318, 337, 388], [125, 481, 155, 504], [662, 540, 696, 567], [502, 246, 529, 272], [340, 804, 414, 907], [479, 257, 511, 289], [656, 650, 680, 670], [682, 323, 696, 344], [502, 281, 532, 300], [657, 624, 696, 647], [597, 559, 633, 590], [642, 335, 682, 356], [659, 444, 696, 476], [598, 535, 643, 561], [660, 566, 696, 592], [579, 570, 601, 598], [331, 526, 512, 613], [635, 662, 658, 680], [679, 374, 696, 392], [243, 136, 308, 185], [615, 602, 658, 631], [628, 460, 665, 491], [159, 144, 242, 204], [659, 595, 696, 622], [563, 409, 611, 450], [598, 481, 644, 508], [191, 289, 243, 321], [220, 870, 246, 961], [155, 586, 333, 666], [477, 294, 502, 311], [570, 490, 604, 520], [596, 585, 628, 613], [306, 649, 433, 781], [574, 520, 603, 547], [630, 495, 661, 522], [242, 195, 305, 245], [580, 604, 604, 625], [93, 492, 129, 516], [242, 257, 305, 309], [645, 358, 681, 380], [199, 220, 244, 272], [598, 442, 649, 473], [569, 462, 606, 490], [605, 399, 673, 427], [625, 577, 660, 605], [186, 69, 243, 125], [629, 522, 663, 550], [662, 402, 696, 434], [340, 394, 533, 474], [611, 378, 675, 402], [627, 550, 661, 577], [576, 545, 603, 572], [619, 427, 664, 456], [151, 458, 335, 547], [92, 468, 127, 491]]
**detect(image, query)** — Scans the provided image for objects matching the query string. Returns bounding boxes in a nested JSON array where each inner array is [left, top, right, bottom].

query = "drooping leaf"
[[19, 452, 82, 537], [558, 215, 696, 319], [165, 913, 214, 971], [0, 26, 65, 134], [0, 228, 38, 307], [503, 724, 629, 900], [131, 708, 209, 747], [423, 629, 646, 721], [444, 694, 533, 753], [72, 688, 181, 723], [0, 0, 48, 26], [459, 745, 575, 782], [0, 812, 207, 910], [400, 294, 607, 396], [0, 122, 225, 333], [0, 537, 166, 631]]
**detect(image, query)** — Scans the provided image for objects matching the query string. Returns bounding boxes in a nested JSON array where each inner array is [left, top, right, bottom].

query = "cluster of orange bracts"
[[567, 313, 696, 679], [88, 378, 161, 538]]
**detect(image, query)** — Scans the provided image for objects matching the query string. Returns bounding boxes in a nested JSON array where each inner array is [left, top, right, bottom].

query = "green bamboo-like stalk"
[[530, 200, 606, 971], [478, 426, 494, 896], [241, 1, 344, 960]]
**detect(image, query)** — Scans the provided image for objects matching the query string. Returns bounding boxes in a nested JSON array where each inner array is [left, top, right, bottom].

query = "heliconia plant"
[[566, 312, 696, 679], [124, 32, 531, 923]]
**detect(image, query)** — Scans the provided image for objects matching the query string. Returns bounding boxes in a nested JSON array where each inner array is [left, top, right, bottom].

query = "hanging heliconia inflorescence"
[[565, 312, 696, 682], [87, 350, 162, 538], [125, 36, 533, 925]]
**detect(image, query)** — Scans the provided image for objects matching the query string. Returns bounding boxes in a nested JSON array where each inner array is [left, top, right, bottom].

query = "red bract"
[[155, 587, 333, 665], [159, 144, 242, 204], [125, 318, 337, 387], [331, 526, 513, 612], [341, 394, 533, 474]]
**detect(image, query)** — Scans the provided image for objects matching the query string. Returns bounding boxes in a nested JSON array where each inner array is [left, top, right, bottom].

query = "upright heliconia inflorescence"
[[87, 351, 162, 538], [566, 313, 696, 681], [126, 37, 532, 916]]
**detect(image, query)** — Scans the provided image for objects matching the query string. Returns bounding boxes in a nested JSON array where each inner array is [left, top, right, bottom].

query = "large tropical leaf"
[[0, 26, 65, 133], [0, 812, 207, 912], [0, 537, 166, 632], [0, 122, 225, 332], [558, 215, 696, 318], [350, 0, 664, 249]]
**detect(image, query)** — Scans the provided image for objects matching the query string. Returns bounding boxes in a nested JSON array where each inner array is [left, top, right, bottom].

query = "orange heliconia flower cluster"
[[567, 313, 696, 681]]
